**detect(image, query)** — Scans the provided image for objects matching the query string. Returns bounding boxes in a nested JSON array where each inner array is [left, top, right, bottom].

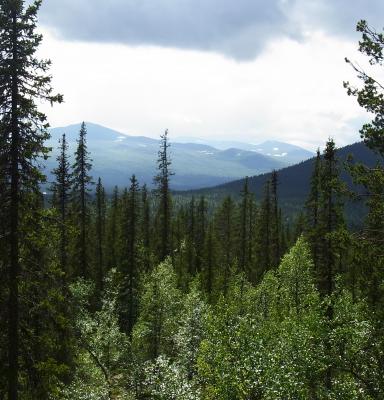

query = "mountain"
[[175, 137, 314, 164], [45, 122, 287, 190], [179, 142, 381, 224]]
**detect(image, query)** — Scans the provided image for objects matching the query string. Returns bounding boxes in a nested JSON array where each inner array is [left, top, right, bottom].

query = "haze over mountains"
[[46, 122, 314, 190]]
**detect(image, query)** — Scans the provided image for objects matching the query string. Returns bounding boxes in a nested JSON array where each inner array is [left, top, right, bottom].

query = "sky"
[[36, 0, 384, 150]]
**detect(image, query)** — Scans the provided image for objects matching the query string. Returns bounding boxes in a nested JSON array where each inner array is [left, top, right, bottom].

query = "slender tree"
[[270, 170, 280, 267], [153, 129, 173, 261], [214, 196, 235, 296], [119, 175, 140, 335], [305, 149, 322, 270], [106, 186, 119, 270], [257, 179, 271, 277], [71, 122, 93, 277], [0, 1, 62, 398], [51, 133, 71, 275], [141, 184, 151, 272], [95, 177, 106, 296]]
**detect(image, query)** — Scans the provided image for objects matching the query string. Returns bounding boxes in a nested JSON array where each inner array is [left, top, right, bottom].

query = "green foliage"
[[59, 270, 129, 399], [132, 259, 181, 361]]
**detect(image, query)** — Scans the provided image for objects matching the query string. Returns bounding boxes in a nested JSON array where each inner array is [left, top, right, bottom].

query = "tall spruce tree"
[[318, 139, 345, 299], [119, 175, 140, 335], [257, 179, 272, 278], [305, 149, 322, 270], [214, 196, 235, 296], [51, 133, 71, 275], [141, 184, 151, 272], [71, 122, 93, 277], [95, 177, 106, 296], [270, 170, 280, 268], [154, 129, 173, 261], [106, 185, 119, 270], [195, 196, 207, 273], [345, 20, 384, 321], [0, 1, 62, 398]]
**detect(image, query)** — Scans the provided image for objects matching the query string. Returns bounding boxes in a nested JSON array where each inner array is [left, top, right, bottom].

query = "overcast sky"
[[37, 0, 384, 150]]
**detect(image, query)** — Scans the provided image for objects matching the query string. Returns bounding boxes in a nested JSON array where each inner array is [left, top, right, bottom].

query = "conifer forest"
[[1, 1, 384, 399]]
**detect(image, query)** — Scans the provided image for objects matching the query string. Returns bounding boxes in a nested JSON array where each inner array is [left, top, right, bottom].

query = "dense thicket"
[[0, 5, 383, 399]]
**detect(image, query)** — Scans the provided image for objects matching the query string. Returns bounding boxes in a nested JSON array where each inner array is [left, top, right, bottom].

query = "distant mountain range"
[[45, 122, 314, 190], [180, 141, 381, 224], [175, 137, 314, 164]]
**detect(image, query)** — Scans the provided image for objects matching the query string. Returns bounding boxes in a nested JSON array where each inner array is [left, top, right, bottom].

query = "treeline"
[[1, 2, 384, 400]]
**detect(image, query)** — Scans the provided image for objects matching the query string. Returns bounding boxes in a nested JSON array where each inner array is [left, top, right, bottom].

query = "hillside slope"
[[179, 142, 381, 222]]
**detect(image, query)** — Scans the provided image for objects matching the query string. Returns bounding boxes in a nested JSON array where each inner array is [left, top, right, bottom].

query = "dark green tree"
[[118, 175, 140, 335], [238, 177, 252, 277], [256, 180, 272, 278], [154, 129, 173, 261], [71, 122, 93, 277], [95, 177, 106, 296], [141, 184, 151, 272], [195, 196, 208, 273], [270, 170, 280, 268], [51, 133, 71, 275], [214, 196, 236, 296], [318, 139, 346, 299], [106, 185, 119, 270], [305, 149, 322, 270], [345, 20, 384, 320], [0, 1, 63, 398]]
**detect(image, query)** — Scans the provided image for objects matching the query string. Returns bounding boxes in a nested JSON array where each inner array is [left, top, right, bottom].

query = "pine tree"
[[305, 149, 322, 270], [0, 1, 63, 398], [154, 130, 173, 261], [214, 196, 235, 296], [318, 139, 345, 299], [345, 20, 384, 321], [95, 177, 106, 296], [186, 196, 196, 276], [119, 175, 140, 335], [203, 222, 217, 302], [270, 170, 280, 268], [257, 179, 271, 278], [195, 196, 207, 273], [238, 177, 253, 278], [71, 122, 93, 277], [51, 133, 71, 275], [141, 184, 151, 272], [106, 186, 119, 270]]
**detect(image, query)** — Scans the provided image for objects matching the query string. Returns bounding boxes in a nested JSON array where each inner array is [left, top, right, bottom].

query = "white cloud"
[[39, 27, 370, 151]]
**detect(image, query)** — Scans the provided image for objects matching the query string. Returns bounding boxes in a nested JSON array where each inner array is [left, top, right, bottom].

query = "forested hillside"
[[0, 2, 384, 400]]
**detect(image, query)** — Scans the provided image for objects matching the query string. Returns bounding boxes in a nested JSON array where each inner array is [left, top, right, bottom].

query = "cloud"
[[38, 0, 383, 59]]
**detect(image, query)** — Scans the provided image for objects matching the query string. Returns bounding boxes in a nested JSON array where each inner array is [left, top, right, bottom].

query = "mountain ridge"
[[45, 122, 309, 190]]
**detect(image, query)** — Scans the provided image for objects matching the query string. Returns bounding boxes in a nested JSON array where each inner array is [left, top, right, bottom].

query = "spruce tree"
[[0, 1, 62, 398], [270, 170, 280, 268], [119, 175, 140, 335], [305, 149, 322, 270], [106, 185, 119, 270], [51, 133, 71, 275], [257, 179, 271, 278], [345, 20, 384, 320], [195, 196, 207, 273], [238, 177, 252, 278], [71, 122, 93, 277], [203, 222, 217, 302], [186, 196, 196, 276], [154, 129, 173, 261], [214, 196, 235, 295], [141, 184, 151, 272], [95, 177, 106, 296], [318, 139, 345, 299]]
